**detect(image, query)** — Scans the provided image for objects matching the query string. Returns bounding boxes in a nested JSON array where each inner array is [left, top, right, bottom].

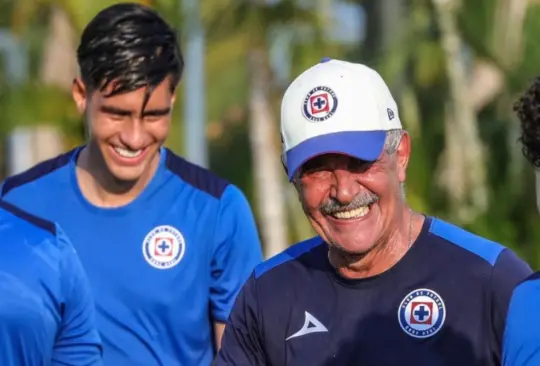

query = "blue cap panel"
[[285, 130, 386, 180]]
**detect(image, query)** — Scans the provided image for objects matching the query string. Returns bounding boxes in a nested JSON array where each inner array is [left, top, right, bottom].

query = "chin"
[[107, 165, 148, 183], [324, 225, 380, 255], [331, 238, 378, 257]]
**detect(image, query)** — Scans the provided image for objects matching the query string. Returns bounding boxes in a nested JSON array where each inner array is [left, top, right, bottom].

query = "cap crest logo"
[[302, 86, 338, 122]]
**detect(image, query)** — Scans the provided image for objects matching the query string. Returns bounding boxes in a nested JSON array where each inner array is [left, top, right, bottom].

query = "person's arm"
[[52, 225, 103, 365], [490, 248, 532, 363], [215, 275, 266, 365], [210, 185, 263, 348], [503, 273, 540, 366]]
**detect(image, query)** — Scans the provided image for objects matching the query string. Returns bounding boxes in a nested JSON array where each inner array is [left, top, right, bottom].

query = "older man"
[[502, 77, 540, 366], [216, 59, 532, 366]]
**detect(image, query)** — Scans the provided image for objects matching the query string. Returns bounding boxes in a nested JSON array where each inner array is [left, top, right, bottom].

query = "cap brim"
[[285, 130, 386, 181]]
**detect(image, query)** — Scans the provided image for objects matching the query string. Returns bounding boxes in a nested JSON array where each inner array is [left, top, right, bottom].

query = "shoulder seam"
[[254, 237, 323, 279], [1, 149, 75, 197], [0, 200, 56, 236], [518, 271, 540, 286], [164, 148, 230, 199], [428, 218, 504, 266]]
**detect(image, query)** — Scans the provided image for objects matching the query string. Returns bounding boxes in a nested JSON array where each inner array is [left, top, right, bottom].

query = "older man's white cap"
[[280, 58, 402, 180]]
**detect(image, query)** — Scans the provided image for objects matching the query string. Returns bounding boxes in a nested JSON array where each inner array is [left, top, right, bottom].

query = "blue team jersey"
[[1, 147, 263, 366], [0, 200, 102, 366], [503, 272, 540, 366], [217, 216, 531, 366]]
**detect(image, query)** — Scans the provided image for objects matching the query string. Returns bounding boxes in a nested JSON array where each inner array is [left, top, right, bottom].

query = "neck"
[[75, 144, 160, 208], [328, 208, 424, 280]]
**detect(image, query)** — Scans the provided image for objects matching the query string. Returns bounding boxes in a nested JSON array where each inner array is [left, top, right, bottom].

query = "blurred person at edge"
[[215, 58, 532, 366], [502, 77, 540, 366], [0, 3, 262, 366], [0, 202, 102, 365]]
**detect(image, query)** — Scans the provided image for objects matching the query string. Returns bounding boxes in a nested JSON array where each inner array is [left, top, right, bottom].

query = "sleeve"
[[52, 225, 103, 366], [502, 273, 540, 366], [215, 275, 266, 365], [490, 248, 533, 361], [210, 184, 263, 322]]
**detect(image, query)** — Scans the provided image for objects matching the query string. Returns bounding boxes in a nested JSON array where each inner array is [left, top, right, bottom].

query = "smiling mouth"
[[327, 201, 379, 220], [113, 146, 144, 158]]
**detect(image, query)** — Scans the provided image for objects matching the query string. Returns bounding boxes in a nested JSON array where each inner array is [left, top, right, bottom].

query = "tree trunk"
[[433, 0, 487, 221], [464, 0, 528, 113], [248, 48, 288, 258], [436, 103, 467, 216], [492, 0, 528, 70], [32, 6, 77, 166], [40, 6, 78, 91], [492, 0, 530, 198]]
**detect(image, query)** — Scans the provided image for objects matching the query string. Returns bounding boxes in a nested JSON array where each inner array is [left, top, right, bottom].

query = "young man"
[[1, 3, 262, 365], [502, 77, 540, 366], [216, 59, 532, 365], [0, 200, 102, 365]]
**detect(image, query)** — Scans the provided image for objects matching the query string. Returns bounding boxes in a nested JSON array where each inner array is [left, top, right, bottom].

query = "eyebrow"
[[100, 106, 171, 117], [100, 105, 131, 116]]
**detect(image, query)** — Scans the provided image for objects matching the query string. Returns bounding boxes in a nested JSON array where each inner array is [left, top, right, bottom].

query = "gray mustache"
[[320, 193, 379, 215]]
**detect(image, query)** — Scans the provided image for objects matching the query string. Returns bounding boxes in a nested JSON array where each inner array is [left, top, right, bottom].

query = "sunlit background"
[[0, 0, 539, 267]]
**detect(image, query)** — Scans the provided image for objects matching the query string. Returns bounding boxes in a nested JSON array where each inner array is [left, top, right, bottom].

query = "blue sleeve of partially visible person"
[[210, 185, 263, 323], [215, 274, 266, 365], [52, 225, 103, 366], [503, 273, 540, 366], [489, 249, 532, 361]]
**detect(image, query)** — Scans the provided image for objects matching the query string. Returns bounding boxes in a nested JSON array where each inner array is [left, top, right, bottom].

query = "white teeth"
[[332, 206, 370, 219], [114, 147, 142, 158]]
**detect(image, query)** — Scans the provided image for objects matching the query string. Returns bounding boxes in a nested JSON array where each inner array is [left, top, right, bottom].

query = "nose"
[[119, 120, 146, 150], [330, 169, 362, 205]]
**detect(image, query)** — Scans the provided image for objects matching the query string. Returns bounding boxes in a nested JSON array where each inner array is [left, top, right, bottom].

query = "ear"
[[72, 78, 87, 114], [396, 131, 411, 183], [170, 89, 177, 106], [293, 179, 302, 202]]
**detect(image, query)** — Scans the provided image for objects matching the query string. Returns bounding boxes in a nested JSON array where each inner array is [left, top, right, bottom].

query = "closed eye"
[[348, 160, 373, 173], [142, 108, 171, 121]]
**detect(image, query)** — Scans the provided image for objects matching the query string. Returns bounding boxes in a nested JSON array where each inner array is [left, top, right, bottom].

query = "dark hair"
[[77, 3, 183, 108], [515, 77, 540, 169]]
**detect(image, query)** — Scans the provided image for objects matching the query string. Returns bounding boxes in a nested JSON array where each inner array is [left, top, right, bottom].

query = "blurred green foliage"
[[0, 0, 539, 268]]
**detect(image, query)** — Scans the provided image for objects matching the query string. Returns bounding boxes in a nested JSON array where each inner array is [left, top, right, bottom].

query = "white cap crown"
[[280, 58, 402, 180]]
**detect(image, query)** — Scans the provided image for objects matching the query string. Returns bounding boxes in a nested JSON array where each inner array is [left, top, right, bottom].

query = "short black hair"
[[515, 77, 540, 169], [77, 3, 183, 107]]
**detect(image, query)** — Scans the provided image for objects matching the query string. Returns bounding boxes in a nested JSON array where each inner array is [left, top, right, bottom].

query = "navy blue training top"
[[217, 216, 532, 366]]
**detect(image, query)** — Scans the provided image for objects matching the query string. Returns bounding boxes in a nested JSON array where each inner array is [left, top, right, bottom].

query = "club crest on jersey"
[[302, 86, 338, 122], [142, 225, 185, 270], [398, 288, 446, 339]]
